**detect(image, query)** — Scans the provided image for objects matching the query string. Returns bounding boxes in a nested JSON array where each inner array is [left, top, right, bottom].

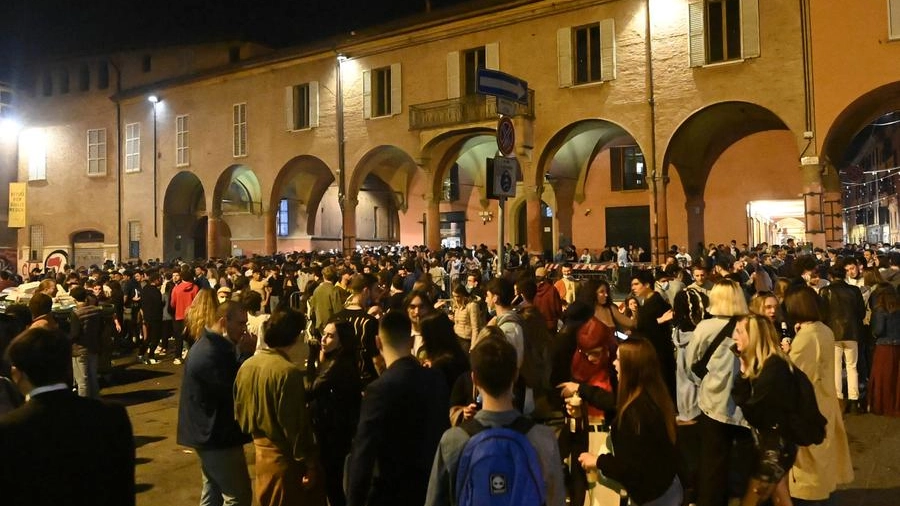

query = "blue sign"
[[476, 69, 528, 105]]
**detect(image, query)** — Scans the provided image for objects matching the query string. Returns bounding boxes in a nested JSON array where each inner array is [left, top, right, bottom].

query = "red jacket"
[[170, 281, 199, 321], [532, 280, 563, 332]]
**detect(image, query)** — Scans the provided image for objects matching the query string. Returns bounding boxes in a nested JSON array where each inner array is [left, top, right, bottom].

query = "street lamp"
[[148, 95, 160, 237]]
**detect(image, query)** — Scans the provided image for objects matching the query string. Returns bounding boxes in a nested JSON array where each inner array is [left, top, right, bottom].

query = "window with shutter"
[[690, 0, 759, 66], [559, 20, 616, 87], [611, 146, 646, 191], [233, 103, 247, 157], [890, 0, 900, 40], [367, 65, 401, 118], [176, 115, 190, 166], [125, 123, 140, 173], [128, 221, 141, 259]]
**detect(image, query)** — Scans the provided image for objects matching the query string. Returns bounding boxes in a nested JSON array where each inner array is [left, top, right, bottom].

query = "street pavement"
[[105, 354, 900, 506]]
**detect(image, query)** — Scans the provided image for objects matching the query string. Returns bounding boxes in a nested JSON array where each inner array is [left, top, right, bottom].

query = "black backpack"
[[785, 365, 827, 447]]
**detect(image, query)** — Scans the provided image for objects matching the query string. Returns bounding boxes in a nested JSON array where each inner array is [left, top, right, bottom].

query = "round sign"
[[44, 249, 69, 273], [497, 117, 516, 156]]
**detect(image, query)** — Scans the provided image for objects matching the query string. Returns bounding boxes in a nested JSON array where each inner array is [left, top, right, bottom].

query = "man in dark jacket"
[[346, 311, 449, 506], [0, 327, 135, 506], [820, 264, 867, 413], [177, 301, 256, 506], [69, 286, 104, 398]]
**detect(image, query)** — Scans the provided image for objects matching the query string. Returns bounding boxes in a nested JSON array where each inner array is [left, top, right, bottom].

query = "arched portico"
[[537, 119, 648, 257], [347, 146, 417, 251], [420, 128, 498, 250], [664, 102, 799, 251], [163, 171, 206, 261], [268, 155, 336, 253], [821, 83, 900, 246], [211, 165, 263, 258]]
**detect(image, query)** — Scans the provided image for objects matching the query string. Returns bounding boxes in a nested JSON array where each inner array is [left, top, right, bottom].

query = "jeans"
[[196, 446, 253, 506], [835, 340, 859, 400], [639, 476, 683, 506], [72, 353, 99, 399]]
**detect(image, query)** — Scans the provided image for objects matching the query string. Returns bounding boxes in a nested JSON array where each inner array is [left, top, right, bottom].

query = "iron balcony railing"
[[409, 90, 535, 130]]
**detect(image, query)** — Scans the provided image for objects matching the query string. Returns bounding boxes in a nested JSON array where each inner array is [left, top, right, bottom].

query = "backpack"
[[455, 417, 546, 506], [785, 365, 827, 447]]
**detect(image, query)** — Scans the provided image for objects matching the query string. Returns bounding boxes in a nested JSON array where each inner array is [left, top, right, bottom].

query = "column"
[[425, 194, 441, 250], [655, 173, 669, 264], [823, 190, 843, 249], [263, 208, 277, 255], [207, 213, 220, 259], [685, 194, 705, 258], [801, 163, 826, 248], [341, 195, 358, 255], [525, 184, 543, 256]]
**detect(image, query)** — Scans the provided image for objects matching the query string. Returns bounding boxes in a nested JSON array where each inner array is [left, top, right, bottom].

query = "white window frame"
[[277, 198, 289, 237], [176, 114, 190, 167], [362, 63, 401, 119], [688, 0, 760, 68], [87, 128, 107, 176], [557, 19, 616, 88], [124, 122, 140, 173], [233, 103, 247, 157], [889, 0, 900, 40], [284, 81, 319, 131]]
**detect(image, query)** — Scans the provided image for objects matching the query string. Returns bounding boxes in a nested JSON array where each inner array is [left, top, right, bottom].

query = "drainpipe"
[[109, 58, 123, 263], [336, 54, 347, 253], [645, 0, 661, 263]]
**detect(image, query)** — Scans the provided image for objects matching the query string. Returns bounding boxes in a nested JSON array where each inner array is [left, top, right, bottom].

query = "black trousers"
[[696, 413, 754, 506], [140, 319, 161, 358]]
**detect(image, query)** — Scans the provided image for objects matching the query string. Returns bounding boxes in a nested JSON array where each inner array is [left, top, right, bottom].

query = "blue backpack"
[[455, 417, 546, 506]]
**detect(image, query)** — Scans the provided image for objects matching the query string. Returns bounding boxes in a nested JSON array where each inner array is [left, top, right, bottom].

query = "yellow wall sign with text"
[[8, 182, 26, 228]]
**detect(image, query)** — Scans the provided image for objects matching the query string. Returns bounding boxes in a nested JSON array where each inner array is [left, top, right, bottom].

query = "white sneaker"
[[173, 358, 182, 365], [146, 358, 160, 365], [181, 348, 188, 359]]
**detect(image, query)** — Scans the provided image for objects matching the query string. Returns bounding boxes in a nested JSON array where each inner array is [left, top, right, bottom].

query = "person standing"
[[138, 272, 164, 365], [68, 286, 104, 398], [234, 308, 319, 506], [170, 265, 199, 365], [177, 301, 256, 506], [818, 265, 867, 414], [0, 327, 135, 506], [783, 286, 854, 504], [346, 311, 449, 506]]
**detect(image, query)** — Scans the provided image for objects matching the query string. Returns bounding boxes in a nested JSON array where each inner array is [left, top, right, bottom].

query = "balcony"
[[409, 90, 534, 131]]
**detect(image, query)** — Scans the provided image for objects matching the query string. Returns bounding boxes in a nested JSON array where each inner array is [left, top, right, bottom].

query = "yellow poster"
[[8, 182, 26, 228]]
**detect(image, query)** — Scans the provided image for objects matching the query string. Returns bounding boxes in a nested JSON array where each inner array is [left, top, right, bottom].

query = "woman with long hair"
[[867, 282, 900, 416], [567, 337, 682, 506], [308, 319, 362, 506], [580, 278, 635, 334], [685, 279, 752, 506], [184, 288, 219, 347], [418, 312, 469, 391], [449, 283, 482, 353], [731, 314, 798, 506], [782, 285, 853, 503]]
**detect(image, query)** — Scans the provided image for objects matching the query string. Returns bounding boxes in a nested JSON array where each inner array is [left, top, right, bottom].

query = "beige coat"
[[788, 321, 854, 500]]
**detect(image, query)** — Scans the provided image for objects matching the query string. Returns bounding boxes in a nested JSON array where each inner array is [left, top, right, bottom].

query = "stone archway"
[[163, 171, 206, 261]]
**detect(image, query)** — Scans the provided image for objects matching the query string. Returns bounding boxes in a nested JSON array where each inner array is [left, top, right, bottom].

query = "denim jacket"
[[686, 317, 747, 427]]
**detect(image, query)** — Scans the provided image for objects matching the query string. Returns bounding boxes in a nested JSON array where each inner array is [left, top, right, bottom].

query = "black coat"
[[309, 349, 362, 457], [819, 280, 866, 342], [140, 284, 164, 322], [346, 356, 449, 506], [0, 389, 135, 506]]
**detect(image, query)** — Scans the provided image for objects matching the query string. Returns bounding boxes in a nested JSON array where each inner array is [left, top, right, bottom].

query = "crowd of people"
[[1, 239, 900, 506]]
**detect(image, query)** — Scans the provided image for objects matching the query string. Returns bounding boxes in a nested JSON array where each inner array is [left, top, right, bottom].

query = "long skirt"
[[868, 344, 900, 417]]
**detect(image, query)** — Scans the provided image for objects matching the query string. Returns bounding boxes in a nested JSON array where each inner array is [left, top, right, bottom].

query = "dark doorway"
[[516, 201, 553, 257], [605, 206, 650, 251], [193, 217, 208, 260]]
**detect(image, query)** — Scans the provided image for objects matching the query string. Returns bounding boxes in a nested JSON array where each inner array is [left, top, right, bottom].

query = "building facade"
[[8, 0, 900, 270]]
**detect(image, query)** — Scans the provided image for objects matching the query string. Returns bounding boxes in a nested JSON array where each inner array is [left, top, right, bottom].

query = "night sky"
[[0, 0, 494, 82]]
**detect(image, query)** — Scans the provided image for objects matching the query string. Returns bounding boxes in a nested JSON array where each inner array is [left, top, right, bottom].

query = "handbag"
[[691, 317, 738, 379]]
